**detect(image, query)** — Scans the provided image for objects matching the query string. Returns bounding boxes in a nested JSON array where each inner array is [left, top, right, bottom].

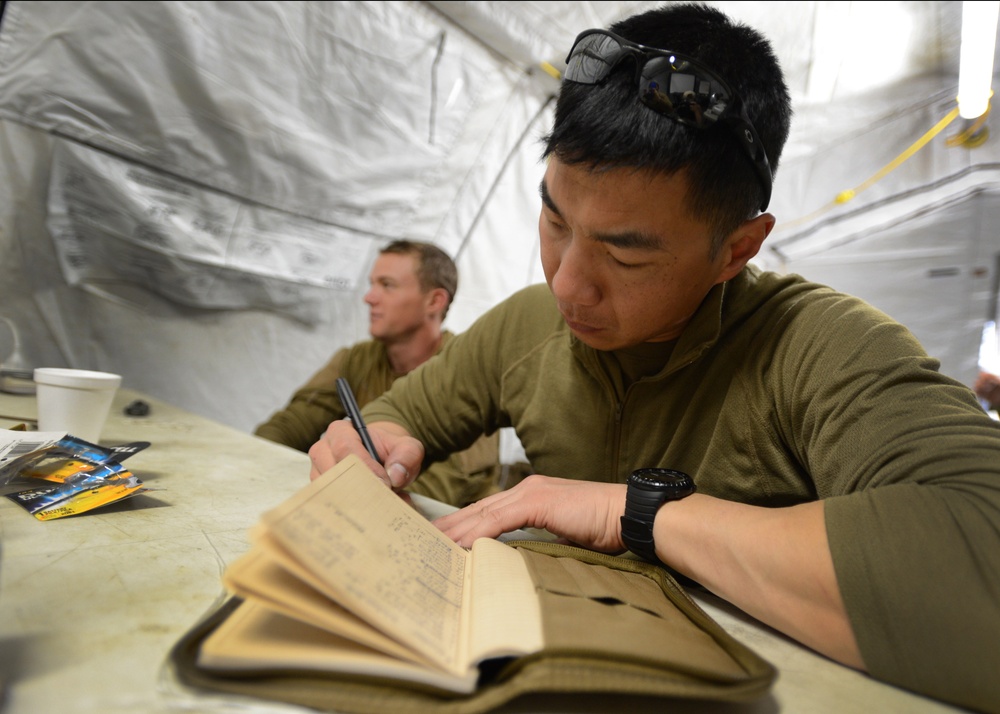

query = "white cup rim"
[[34, 368, 122, 390]]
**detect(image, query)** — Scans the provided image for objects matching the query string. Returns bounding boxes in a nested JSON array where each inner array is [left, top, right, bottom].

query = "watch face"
[[630, 467, 693, 490]]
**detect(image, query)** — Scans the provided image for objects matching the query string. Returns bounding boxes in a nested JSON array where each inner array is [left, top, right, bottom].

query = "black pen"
[[335, 378, 382, 464]]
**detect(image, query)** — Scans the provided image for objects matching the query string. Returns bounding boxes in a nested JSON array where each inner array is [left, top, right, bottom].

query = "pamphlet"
[[0, 429, 150, 520]]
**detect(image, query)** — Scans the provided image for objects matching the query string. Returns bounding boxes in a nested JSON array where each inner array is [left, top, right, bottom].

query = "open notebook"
[[172, 455, 776, 713]]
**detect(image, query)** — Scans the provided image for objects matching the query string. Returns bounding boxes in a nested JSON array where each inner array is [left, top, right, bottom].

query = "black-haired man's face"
[[538, 157, 744, 351]]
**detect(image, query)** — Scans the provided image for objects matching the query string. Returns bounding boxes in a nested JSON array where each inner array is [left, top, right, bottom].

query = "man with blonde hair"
[[256, 239, 499, 506]]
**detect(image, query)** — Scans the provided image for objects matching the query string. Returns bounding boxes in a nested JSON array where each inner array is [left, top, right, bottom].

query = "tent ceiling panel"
[[1, 0, 997, 429]]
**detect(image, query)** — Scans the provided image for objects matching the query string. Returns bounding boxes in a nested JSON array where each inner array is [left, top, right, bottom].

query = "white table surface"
[[0, 389, 965, 714]]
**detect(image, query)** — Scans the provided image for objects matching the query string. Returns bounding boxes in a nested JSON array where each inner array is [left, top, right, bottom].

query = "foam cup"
[[33, 368, 122, 444]]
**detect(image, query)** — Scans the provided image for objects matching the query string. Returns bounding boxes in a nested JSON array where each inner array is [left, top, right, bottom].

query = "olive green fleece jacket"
[[253, 332, 500, 507], [363, 266, 1000, 714]]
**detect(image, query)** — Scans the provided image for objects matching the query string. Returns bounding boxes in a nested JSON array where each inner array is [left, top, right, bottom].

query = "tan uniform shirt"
[[364, 268, 1000, 713], [254, 332, 500, 507]]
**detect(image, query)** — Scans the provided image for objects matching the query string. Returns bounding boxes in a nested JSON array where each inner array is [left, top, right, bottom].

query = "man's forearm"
[[655, 495, 864, 669]]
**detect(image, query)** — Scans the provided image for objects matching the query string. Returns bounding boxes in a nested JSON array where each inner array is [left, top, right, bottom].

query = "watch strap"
[[620, 469, 695, 565], [621, 483, 671, 563], [620, 513, 660, 564]]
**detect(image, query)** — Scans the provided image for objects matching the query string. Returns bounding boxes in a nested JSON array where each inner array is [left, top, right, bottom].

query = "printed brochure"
[[0, 430, 150, 520]]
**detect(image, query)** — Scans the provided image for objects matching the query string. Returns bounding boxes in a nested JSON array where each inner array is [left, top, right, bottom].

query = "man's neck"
[[383, 328, 444, 374]]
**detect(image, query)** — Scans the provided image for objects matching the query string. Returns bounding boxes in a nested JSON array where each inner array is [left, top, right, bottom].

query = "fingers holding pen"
[[309, 418, 382, 481], [372, 425, 425, 489], [308, 418, 425, 488], [371, 432, 463, 502]]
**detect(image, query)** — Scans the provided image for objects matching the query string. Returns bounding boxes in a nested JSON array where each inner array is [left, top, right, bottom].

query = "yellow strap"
[[833, 106, 961, 205], [779, 101, 977, 230]]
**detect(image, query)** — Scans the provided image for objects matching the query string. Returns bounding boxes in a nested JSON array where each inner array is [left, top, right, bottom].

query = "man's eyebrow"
[[594, 229, 663, 251], [538, 179, 559, 216], [539, 178, 664, 251]]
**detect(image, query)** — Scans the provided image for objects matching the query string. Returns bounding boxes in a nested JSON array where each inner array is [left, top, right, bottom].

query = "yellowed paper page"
[[198, 599, 479, 694], [222, 547, 424, 665], [463, 537, 545, 664], [260, 455, 468, 674]]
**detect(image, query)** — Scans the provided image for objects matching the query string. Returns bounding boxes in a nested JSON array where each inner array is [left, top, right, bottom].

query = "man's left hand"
[[433, 474, 627, 552]]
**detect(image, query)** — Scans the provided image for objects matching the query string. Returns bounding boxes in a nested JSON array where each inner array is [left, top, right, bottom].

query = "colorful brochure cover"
[[0, 429, 151, 520]]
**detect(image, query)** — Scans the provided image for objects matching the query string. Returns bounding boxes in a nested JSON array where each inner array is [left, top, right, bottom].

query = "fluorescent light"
[[958, 1, 1000, 119]]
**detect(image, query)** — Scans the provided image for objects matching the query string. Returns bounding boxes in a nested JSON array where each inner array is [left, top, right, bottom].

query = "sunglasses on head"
[[563, 29, 772, 211]]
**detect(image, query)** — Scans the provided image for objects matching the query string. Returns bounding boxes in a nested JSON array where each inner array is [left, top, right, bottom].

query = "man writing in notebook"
[[309, 5, 1000, 712], [255, 239, 500, 507]]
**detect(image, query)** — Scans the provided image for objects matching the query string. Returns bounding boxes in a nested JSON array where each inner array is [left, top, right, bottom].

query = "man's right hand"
[[974, 371, 1000, 410], [308, 420, 424, 488]]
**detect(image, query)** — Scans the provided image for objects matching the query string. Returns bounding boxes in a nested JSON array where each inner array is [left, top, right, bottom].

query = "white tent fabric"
[[1, 0, 997, 441]]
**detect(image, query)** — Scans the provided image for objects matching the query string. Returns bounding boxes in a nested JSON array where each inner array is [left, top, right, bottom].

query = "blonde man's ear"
[[426, 287, 451, 321]]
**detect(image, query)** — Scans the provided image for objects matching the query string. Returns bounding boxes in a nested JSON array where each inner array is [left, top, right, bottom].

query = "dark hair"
[[380, 240, 458, 318], [544, 3, 792, 254]]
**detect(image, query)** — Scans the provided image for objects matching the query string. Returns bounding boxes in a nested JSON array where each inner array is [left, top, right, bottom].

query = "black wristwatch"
[[620, 467, 696, 565]]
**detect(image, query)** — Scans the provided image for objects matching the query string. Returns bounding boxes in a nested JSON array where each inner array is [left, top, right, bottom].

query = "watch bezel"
[[628, 467, 694, 493]]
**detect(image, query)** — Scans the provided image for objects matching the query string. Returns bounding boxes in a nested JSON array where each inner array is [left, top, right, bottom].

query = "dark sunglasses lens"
[[565, 33, 625, 83], [639, 56, 730, 128]]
